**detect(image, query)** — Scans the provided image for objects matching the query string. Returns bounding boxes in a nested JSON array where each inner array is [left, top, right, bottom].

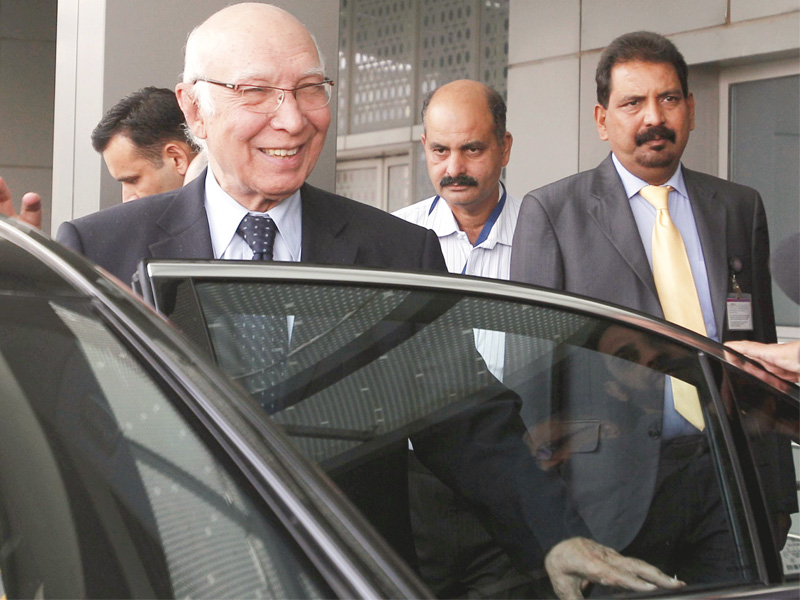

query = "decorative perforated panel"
[[350, 0, 416, 133], [480, 0, 509, 99], [418, 0, 479, 101]]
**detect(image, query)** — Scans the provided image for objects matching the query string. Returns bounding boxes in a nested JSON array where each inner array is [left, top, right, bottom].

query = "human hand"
[[0, 177, 42, 229], [725, 340, 800, 383], [544, 537, 684, 600]]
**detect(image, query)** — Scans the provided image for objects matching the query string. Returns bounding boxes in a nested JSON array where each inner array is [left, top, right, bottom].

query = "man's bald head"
[[182, 3, 324, 115], [422, 79, 507, 144], [174, 2, 332, 211]]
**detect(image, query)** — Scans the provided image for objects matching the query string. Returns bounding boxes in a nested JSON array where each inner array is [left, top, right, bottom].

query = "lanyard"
[[428, 182, 507, 274]]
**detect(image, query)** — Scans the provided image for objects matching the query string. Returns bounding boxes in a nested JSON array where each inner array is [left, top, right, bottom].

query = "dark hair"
[[91, 87, 197, 164], [595, 31, 689, 108], [421, 82, 507, 144]]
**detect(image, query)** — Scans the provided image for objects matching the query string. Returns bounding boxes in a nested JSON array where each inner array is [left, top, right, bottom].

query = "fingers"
[[20, 192, 42, 228], [726, 340, 800, 381], [0, 177, 12, 216], [545, 538, 684, 600], [0, 178, 43, 230]]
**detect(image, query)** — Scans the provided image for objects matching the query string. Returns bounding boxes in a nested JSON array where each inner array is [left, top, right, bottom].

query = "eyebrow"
[[230, 66, 325, 84]]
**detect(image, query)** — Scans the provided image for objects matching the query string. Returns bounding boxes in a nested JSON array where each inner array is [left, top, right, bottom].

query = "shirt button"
[[648, 427, 661, 439]]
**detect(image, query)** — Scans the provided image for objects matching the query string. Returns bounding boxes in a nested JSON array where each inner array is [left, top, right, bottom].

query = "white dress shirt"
[[204, 167, 303, 262]]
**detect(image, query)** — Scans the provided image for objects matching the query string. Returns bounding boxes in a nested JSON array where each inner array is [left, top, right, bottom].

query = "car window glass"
[[180, 279, 792, 597], [718, 361, 800, 578], [0, 296, 332, 599]]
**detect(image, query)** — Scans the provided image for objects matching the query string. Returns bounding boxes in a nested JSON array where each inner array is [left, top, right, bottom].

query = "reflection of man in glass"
[[528, 321, 738, 587]]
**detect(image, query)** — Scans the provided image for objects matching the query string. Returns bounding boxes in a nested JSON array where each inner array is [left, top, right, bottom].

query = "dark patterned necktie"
[[238, 214, 278, 260], [229, 213, 287, 413]]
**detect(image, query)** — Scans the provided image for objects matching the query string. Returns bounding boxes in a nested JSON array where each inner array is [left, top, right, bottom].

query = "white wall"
[[52, 0, 340, 232], [0, 0, 56, 232], [506, 0, 800, 197]]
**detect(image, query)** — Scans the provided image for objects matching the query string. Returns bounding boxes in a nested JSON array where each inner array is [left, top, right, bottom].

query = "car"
[[0, 214, 797, 598]]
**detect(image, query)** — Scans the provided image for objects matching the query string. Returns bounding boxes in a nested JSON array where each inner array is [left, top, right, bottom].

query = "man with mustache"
[[394, 79, 518, 281], [510, 30, 794, 588], [392, 82, 529, 598]]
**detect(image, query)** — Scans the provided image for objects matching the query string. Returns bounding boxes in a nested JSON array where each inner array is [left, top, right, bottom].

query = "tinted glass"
[[718, 357, 800, 578], [168, 277, 798, 598], [0, 295, 332, 598]]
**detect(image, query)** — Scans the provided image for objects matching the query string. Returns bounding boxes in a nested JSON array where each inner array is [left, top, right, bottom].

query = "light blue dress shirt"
[[612, 154, 717, 437]]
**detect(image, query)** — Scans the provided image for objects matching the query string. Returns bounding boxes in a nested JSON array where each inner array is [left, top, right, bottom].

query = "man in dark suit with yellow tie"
[[511, 30, 795, 585]]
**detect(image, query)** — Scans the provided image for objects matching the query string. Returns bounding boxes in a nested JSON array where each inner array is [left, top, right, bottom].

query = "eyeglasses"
[[194, 78, 335, 113]]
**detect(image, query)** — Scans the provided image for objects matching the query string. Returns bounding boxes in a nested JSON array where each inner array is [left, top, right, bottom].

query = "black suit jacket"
[[56, 172, 447, 283], [509, 154, 780, 550], [57, 172, 590, 577]]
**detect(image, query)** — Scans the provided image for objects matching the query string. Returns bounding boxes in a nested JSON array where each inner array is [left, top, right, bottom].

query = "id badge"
[[727, 293, 753, 331]]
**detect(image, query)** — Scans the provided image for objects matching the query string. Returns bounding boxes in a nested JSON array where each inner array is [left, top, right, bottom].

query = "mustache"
[[635, 125, 676, 146], [440, 174, 478, 187]]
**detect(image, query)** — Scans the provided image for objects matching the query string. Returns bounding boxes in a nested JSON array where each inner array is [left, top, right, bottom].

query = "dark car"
[[0, 215, 796, 598]]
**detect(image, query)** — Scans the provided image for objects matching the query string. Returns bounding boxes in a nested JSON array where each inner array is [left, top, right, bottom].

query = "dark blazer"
[[508, 154, 779, 550], [510, 154, 776, 344], [57, 172, 589, 578], [56, 172, 448, 284]]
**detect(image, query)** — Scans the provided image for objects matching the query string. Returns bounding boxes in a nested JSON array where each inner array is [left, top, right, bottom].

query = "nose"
[[444, 151, 467, 177], [269, 92, 307, 134], [642, 97, 665, 127], [121, 184, 138, 203]]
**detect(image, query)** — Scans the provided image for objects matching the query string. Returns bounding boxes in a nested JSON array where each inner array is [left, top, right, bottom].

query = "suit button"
[[648, 427, 661, 439]]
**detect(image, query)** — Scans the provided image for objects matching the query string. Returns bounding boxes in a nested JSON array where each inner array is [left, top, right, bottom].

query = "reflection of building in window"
[[337, 0, 509, 209]]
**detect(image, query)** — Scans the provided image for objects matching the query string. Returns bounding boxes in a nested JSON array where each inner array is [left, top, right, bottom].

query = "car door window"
[[717, 358, 800, 578], [0, 295, 333, 599], [159, 275, 798, 597]]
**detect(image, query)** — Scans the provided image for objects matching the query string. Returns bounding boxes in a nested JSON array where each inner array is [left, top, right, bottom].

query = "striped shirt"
[[394, 183, 520, 380], [393, 183, 521, 280]]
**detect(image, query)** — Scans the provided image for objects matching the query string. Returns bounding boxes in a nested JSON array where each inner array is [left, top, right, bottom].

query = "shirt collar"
[[204, 167, 302, 260], [611, 153, 688, 200], [429, 182, 513, 248]]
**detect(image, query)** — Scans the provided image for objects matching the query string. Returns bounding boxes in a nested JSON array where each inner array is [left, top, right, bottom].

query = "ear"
[[500, 132, 513, 167], [162, 142, 193, 176], [594, 104, 609, 141], [420, 133, 427, 147], [687, 92, 696, 132], [176, 82, 207, 140]]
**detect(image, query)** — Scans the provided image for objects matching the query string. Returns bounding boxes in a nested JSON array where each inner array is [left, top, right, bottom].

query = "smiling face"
[[176, 4, 330, 211], [595, 60, 695, 185], [422, 81, 512, 216]]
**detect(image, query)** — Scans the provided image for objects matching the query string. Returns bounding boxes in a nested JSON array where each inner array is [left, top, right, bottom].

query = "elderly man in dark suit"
[[57, 4, 443, 284], [57, 6, 683, 598], [511, 30, 795, 584]]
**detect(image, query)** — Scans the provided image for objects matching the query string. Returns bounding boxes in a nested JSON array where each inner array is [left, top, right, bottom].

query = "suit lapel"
[[300, 184, 358, 265], [684, 168, 728, 337], [587, 156, 659, 301], [149, 172, 214, 259]]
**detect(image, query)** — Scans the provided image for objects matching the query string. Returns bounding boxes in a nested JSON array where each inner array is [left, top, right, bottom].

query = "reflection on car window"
[[0, 296, 331, 599], [178, 280, 796, 598], [719, 362, 800, 577]]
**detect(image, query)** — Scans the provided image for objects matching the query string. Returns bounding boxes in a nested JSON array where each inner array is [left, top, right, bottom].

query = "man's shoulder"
[[67, 187, 187, 231], [392, 195, 436, 226], [303, 184, 432, 236], [683, 167, 761, 199]]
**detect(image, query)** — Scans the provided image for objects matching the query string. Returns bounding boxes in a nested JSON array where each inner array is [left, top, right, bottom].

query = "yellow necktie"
[[640, 185, 705, 431]]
